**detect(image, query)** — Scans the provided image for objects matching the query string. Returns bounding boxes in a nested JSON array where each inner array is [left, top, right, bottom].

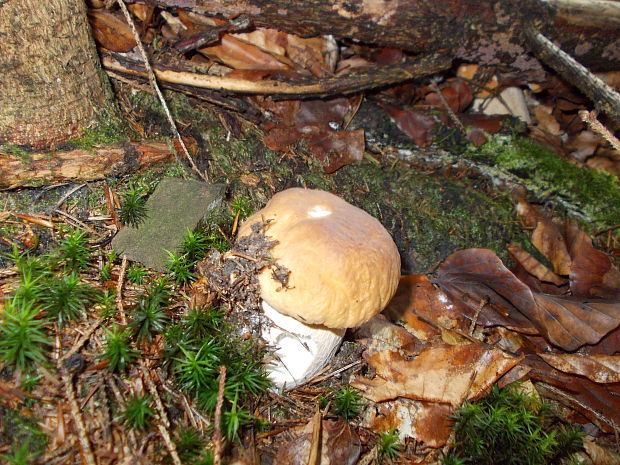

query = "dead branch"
[[525, 29, 620, 123], [0, 140, 174, 189], [102, 52, 452, 99]]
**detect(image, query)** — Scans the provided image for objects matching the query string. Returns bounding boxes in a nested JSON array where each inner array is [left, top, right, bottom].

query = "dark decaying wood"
[[136, 0, 620, 72], [0, 141, 175, 188]]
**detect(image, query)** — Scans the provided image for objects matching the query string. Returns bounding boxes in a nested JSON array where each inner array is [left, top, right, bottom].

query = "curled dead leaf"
[[539, 353, 620, 383], [275, 417, 361, 465], [532, 218, 572, 276], [507, 244, 567, 286], [566, 221, 620, 299], [88, 10, 136, 52], [436, 249, 620, 350], [351, 344, 522, 406]]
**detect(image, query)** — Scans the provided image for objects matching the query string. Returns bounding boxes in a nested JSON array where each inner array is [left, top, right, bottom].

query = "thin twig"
[[579, 110, 620, 152], [157, 423, 183, 465], [54, 183, 87, 210], [307, 407, 322, 465], [62, 373, 97, 465], [54, 209, 97, 234], [306, 360, 362, 385], [115, 0, 208, 182], [116, 255, 128, 324], [430, 79, 466, 134], [59, 318, 103, 363], [213, 365, 227, 465], [141, 364, 170, 428]]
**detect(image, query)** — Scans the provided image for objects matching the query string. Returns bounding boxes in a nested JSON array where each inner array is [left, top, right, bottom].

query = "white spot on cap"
[[307, 204, 332, 218]]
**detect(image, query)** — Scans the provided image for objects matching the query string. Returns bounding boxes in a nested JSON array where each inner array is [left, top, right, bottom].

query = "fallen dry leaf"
[[583, 437, 620, 465], [264, 125, 364, 173], [434, 248, 540, 333], [381, 274, 466, 342], [353, 314, 427, 355], [381, 104, 437, 147], [515, 198, 540, 229], [351, 344, 522, 406], [534, 104, 562, 136], [531, 218, 572, 276], [539, 353, 620, 383], [436, 249, 620, 350], [275, 417, 361, 465], [566, 221, 620, 299], [88, 10, 136, 52], [199, 34, 293, 70], [362, 399, 453, 448], [507, 244, 567, 286], [425, 79, 473, 113], [565, 130, 601, 162]]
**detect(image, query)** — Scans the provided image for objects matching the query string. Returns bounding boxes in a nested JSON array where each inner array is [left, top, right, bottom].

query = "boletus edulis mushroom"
[[237, 188, 401, 389]]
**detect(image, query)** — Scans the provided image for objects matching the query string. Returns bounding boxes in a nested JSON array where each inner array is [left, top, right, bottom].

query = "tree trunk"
[[0, 0, 111, 149]]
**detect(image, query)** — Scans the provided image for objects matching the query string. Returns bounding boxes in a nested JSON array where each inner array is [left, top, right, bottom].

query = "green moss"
[[330, 160, 529, 273], [1, 144, 32, 164], [466, 135, 620, 228], [0, 407, 48, 461], [68, 105, 130, 151]]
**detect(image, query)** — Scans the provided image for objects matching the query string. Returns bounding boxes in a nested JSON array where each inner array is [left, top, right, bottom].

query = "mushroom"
[[237, 188, 401, 389]]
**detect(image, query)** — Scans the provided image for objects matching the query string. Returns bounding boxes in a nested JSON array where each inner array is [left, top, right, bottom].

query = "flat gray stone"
[[112, 178, 225, 271]]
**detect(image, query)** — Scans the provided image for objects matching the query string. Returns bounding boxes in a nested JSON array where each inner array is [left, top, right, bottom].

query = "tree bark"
[[0, 141, 175, 188], [143, 0, 620, 72], [0, 0, 111, 149]]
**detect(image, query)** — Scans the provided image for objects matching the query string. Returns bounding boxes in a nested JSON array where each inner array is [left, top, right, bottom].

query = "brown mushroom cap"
[[237, 188, 401, 328]]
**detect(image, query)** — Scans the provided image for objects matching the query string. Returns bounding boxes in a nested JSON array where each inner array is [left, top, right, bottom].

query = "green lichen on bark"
[[465, 134, 620, 228]]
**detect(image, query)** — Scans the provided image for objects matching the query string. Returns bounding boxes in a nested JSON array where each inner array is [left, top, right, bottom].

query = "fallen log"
[[138, 0, 620, 73], [0, 140, 175, 188]]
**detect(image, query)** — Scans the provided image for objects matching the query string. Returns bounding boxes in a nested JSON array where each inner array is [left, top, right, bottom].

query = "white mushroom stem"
[[261, 300, 345, 390]]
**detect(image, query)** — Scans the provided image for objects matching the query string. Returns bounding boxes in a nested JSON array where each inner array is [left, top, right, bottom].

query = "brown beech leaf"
[[565, 130, 601, 162], [199, 34, 293, 70], [583, 438, 620, 465], [566, 221, 620, 299], [351, 345, 522, 406], [275, 418, 361, 465], [527, 356, 620, 432], [381, 104, 436, 147], [539, 353, 620, 383], [534, 104, 562, 136], [436, 249, 620, 350], [295, 99, 352, 128], [382, 275, 467, 342], [425, 79, 473, 113], [510, 247, 568, 296], [467, 128, 487, 147], [263, 125, 364, 173], [305, 127, 365, 173], [460, 114, 504, 134], [533, 294, 620, 350], [532, 218, 572, 276], [434, 249, 539, 333], [515, 199, 541, 229], [353, 314, 427, 355], [88, 10, 136, 52], [363, 399, 453, 448], [507, 244, 567, 286]]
